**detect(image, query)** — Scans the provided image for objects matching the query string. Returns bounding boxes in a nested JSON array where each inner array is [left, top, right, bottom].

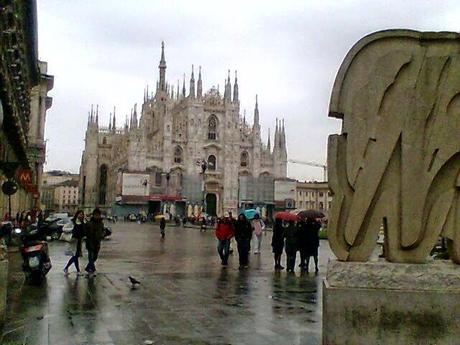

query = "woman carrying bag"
[[63, 210, 86, 276]]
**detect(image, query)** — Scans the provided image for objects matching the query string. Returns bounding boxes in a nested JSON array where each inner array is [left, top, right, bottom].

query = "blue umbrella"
[[244, 209, 259, 220]]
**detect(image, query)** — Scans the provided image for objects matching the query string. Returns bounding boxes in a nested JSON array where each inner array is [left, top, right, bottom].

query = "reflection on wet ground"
[[3, 222, 334, 345]]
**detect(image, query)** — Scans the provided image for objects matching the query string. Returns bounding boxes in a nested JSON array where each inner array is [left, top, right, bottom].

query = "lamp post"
[[165, 172, 170, 196], [201, 159, 207, 215]]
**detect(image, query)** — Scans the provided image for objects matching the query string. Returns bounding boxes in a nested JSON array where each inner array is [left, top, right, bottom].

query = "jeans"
[[75, 239, 82, 257], [64, 255, 80, 272], [217, 239, 230, 265], [254, 234, 262, 252], [237, 238, 250, 266], [85, 246, 100, 272]]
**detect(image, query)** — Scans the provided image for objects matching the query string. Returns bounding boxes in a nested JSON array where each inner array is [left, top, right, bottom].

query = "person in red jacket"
[[215, 214, 235, 267]]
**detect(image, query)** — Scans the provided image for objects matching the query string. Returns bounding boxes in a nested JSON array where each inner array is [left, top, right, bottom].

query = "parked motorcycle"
[[17, 224, 52, 285]]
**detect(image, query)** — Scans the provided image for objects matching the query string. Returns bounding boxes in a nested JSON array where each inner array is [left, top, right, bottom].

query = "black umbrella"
[[297, 209, 325, 220]]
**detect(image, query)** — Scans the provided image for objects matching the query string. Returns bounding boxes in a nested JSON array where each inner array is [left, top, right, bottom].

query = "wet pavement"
[[3, 222, 336, 345]]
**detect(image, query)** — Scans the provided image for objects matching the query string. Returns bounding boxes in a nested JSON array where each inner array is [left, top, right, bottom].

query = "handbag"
[[60, 231, 73, 243], [64, 238, 75, 256]]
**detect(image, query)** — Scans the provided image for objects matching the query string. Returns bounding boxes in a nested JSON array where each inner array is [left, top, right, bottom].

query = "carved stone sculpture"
[[328, 30, 460, 264]]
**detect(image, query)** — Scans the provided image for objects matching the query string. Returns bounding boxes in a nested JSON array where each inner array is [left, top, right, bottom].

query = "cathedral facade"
[[79, 43, 287, 217]]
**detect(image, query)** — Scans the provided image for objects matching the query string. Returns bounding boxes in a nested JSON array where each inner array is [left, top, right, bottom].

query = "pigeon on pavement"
[[129, 276, 141, 289]]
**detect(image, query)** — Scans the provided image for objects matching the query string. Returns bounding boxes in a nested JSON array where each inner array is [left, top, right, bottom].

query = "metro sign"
[[16, 168, 33, 187]]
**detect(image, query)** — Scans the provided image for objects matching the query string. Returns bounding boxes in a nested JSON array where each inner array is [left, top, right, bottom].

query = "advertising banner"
[[122, 173, 150, 196]]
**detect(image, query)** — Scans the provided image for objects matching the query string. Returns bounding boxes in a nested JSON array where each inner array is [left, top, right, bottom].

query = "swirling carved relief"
[[328, 30, 460, 264]]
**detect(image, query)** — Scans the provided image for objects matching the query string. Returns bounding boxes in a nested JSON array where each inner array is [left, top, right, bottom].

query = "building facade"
[[0, 1, 53, 218], [0, 0, 52, 333], [79, 43, 287, 217], [295, 181, 332, 215], [41, 171, 78, 211], [274, 178, 297, 211], [53, 180, 79, 214]]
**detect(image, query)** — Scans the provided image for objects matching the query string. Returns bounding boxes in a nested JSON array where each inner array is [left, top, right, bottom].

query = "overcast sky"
[[37, 0, 460, 181]]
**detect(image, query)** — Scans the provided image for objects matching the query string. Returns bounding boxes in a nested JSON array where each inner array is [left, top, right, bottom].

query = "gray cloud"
[[37, 0, 460, 180]]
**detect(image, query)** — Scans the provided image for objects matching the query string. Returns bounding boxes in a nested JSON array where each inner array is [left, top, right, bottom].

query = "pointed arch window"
[[102, 137, 107, 145], [174, 146, 183, 164], [207, 155, 216, 171], [99, 164, 108, 205], [240, 151, 249, 167], [208, 115, 218, 140]]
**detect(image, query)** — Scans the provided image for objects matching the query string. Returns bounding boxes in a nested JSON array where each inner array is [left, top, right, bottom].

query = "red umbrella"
[[275, 211, 299, 222]]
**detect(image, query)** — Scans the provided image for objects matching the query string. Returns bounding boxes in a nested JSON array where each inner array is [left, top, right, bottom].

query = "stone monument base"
[[323, 260, 460, 345]]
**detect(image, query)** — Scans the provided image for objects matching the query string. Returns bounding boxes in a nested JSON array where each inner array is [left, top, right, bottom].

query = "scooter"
[[17, 224, 52, 285]]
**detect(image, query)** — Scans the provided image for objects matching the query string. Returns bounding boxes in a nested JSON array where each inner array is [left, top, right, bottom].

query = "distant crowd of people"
[[215, 212, 321, 273]]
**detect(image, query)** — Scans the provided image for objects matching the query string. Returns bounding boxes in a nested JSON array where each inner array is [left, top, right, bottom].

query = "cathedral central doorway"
[[148, 201, 161, 216], [205, 193, 217, 216]]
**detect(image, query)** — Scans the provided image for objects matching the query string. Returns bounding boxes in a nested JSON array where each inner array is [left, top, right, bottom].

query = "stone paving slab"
[[3, 222, 334, 345]]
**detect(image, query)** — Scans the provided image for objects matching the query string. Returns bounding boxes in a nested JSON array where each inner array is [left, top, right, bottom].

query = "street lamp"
[[201, 159, 208, 215]]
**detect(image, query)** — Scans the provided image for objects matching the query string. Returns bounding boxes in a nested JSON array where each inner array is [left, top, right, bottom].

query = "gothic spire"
[[130, 109, 133, 129], [254, 94, 259, 127], [177, 80, 180, 100], [158, 41, 167, 91], [233, 70, 239, 103], [95, 104, 99, 125], [189, 65, 195, 99], [267, 128, 271, 152], [274, 118, 279, 151], [182, 74, 186, 97], [282, 118, 286, 148], [133, 103, 138, 128], [112, 106, 116, 131], [197, 66, 203, 99], [224, 69, 231, 102], [109, 112, 112, 130]]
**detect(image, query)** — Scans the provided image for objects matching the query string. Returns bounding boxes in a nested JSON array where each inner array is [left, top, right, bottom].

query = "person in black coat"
[[300, 217, 321, 273], [85, 208, 105, 275], [234, 214, 253, 269], [160, 217, 166, 238], [271, 218, 285, 270], [284, 220, 298, 273]]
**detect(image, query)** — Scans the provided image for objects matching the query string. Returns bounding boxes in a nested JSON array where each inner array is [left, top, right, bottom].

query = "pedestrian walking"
[[63, 210, 86, 276], [284, 220, 298, 273], [215, 214, 234, 267], [272, 218, 285, 270], [251, 214, 265, 254], [301, 217, 321, 273], [235, 213, 253, 269], [85, 208, 105, 276], [200, 216, 207, 232], [160, 217, 166, 238]]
